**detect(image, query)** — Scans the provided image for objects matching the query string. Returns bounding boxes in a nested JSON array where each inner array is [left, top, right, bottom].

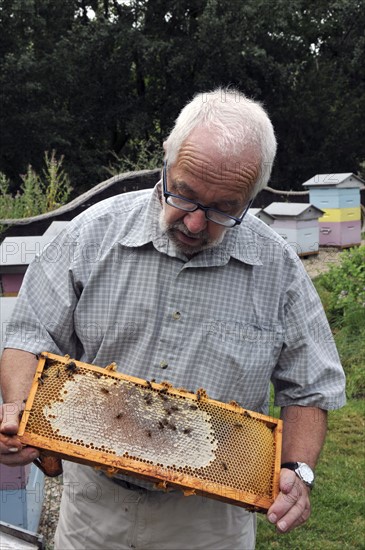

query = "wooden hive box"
[[302, 173, 364, 247], [18, 353, 283, 513]]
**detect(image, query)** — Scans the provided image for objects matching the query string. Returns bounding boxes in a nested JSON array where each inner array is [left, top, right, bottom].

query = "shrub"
[[0, 150, 72, 220], [314, 246, 365, 399], [315, 246, 365, 324], [105, 136, 163, 175]]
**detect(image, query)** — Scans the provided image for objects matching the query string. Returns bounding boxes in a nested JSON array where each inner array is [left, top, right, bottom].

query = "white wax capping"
[[45, 373, 217, 468]]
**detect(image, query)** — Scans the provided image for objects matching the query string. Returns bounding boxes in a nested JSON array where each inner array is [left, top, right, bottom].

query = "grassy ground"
[[38, 402, 364, 550], [256, 398, 365, 549]]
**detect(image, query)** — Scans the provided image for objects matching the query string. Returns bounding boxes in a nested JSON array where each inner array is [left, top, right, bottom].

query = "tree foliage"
[[0, 0, 364, 195]]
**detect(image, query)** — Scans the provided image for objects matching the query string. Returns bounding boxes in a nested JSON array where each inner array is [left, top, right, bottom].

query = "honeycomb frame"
[[18, 352, 282, 512]]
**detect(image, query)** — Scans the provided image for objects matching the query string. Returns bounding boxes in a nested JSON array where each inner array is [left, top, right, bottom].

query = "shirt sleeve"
[[4, 229, 82, 358], [271, 270, 346, 411]]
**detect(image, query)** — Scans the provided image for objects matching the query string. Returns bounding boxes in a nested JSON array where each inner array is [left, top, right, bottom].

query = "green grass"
[[256, 399, 365, 549], [256, 247, 365, 548]]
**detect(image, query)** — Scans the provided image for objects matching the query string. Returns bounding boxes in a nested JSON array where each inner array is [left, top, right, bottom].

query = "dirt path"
[[301, 241, 364, 279]]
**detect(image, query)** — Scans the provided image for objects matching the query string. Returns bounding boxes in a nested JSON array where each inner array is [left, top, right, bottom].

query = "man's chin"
[[159, 213, 226, 256], [168, 229, 216, 256]]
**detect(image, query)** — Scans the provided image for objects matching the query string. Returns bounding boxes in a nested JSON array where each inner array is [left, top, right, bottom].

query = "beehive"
[[18, 353, 282, 512], [302, 173, 364, 248]]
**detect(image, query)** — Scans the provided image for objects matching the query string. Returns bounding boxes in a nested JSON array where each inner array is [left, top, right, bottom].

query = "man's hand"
[[0, 349, 40, 466], [0, 401, 39, 466], [266, 468, 311, 533], [266, 405, 326, 533]]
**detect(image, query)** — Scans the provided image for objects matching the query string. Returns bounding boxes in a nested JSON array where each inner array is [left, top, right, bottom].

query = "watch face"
[[298, 463, 314, 484]]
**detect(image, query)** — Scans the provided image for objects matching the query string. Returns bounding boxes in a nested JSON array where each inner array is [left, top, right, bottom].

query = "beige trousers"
[[54, 462, 257, 550]]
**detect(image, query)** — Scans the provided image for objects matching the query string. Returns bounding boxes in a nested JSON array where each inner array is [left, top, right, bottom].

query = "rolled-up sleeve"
[[4, 230, 81, 358], [272, 273, 346, 411]]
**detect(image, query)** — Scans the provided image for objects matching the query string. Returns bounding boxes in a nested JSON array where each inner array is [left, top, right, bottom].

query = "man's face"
[[160, 127, 259, 256]]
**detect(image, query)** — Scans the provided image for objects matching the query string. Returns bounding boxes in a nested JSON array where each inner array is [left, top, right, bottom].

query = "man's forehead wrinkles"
[[177, 157, 253, 180], [171, 178, 241, 209]]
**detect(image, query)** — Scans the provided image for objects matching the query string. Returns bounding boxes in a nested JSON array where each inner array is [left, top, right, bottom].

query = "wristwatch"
[[281, 462, 315, 489]]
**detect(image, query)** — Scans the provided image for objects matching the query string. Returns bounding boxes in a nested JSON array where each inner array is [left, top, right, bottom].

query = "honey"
[[19, 353, 282, 512]]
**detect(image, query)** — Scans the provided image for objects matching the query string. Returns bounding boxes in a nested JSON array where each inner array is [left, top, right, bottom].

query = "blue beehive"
[[302, 173, 364, 247], [0, 462, 44, 532]]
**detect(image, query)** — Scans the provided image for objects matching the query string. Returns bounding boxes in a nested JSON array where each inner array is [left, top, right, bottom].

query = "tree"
[[0, 0, 364, 195]]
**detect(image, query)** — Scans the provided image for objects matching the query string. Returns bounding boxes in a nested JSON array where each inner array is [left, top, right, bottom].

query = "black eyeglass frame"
[[162, 161, 253, 228]]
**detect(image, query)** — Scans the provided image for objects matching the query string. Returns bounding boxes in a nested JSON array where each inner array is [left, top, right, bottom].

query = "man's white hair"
[[164, 87, 277, 197]]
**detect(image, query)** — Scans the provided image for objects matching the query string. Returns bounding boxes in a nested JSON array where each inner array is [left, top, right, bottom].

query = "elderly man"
[[0, 88, 345, 549]]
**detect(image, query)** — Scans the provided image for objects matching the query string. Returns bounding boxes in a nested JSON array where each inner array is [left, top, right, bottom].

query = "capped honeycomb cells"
[[45, 373, 218, 469], [21, 354, 280, 505]]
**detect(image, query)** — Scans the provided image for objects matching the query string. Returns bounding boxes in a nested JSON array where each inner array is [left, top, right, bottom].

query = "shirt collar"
[[117, 182, 165, 248], [118, 183, 262, 267]]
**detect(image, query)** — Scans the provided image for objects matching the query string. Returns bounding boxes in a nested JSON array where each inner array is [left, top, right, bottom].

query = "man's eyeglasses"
[[162, 161, 252, 228]]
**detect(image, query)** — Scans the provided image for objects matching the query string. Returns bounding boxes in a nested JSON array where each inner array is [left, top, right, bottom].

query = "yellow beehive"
[[319, 206, 361, 223], [18, 353, 282, 512]]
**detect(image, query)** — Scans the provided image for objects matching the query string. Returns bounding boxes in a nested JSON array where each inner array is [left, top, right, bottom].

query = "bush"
[[105, 136, 163, 175], [314, 246, 365, 325], [314, 246, 365, 399], [0, 150, 72, 220]]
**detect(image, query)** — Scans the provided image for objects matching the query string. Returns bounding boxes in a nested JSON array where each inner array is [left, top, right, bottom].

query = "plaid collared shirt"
[[6, 182, 346, 489], [6, 182, 345, 414]]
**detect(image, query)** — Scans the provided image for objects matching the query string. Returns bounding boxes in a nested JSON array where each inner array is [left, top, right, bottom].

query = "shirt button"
[[172, 311, 181, 320], [160, 360, 168, 369]]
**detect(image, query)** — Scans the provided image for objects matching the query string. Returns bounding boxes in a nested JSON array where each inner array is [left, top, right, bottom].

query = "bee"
[[105, 362, 117, 372], [170, 405, 179, 412], [221, 462, 228, 471], [196, 388, 208, 401], [100, 387, 110, 394], [159, 393, 169, 401], [146, 430, 152, 438], [144, 395, 153, 405], [159, 387, 168, 395], [189, 404, 198, 410], [168, 422, 176, 431], [158, 421, 165, 430], [66, 361, 79, 375], [115, 412, 123, 419], [162, 418, 169, 426], [242, 411, 252, 418], [38, 372, 48, 385], [56, 368, 60, 378], [145, 380, 152, 389], [234, 422, 243, 428], [183, 428, 192, 434]]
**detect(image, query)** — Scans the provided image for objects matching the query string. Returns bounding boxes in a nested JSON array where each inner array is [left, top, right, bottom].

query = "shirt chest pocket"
[[201, 320, 283, 380]]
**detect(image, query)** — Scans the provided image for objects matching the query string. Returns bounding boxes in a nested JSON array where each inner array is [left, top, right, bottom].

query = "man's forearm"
[[280, 405, 327, 468], [0, 348, 38, 404]]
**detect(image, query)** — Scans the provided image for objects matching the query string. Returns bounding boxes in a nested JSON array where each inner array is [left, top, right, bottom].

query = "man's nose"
[[183, 209, 207, 233]]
